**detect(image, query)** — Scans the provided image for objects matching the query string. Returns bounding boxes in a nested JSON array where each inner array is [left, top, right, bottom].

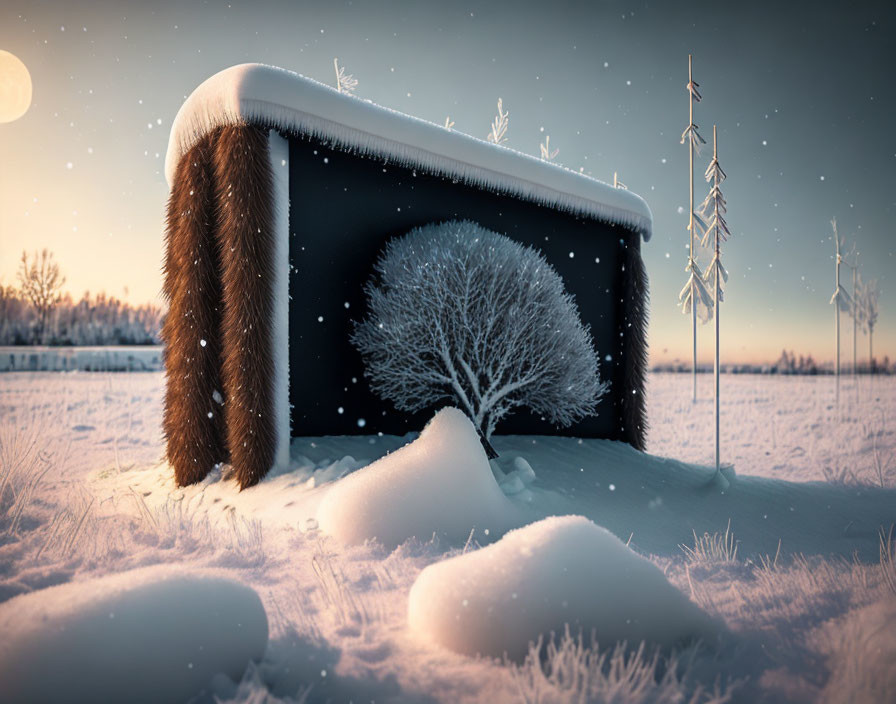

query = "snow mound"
[[0, 566, 268, 704], [317, 407, 520, 549], [408, 515, 718, 660], [499, 456, 537, 498]]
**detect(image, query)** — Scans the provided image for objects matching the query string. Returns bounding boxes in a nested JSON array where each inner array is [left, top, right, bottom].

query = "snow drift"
[[316, 407, 520, 549], [408, 515, 718, 660], [0, 566, 268, 704]]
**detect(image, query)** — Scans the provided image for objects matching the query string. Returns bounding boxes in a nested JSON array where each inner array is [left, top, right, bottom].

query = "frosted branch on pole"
[[679, 259, 714, 323], [829, 223, 853, 314], [678, 57, 712, 325], [700, 137, 730, 301], [701, 124, 730, 477]]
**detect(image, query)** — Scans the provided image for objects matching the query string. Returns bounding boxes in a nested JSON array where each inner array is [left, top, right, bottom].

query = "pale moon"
[[0, 50, 32, 123]]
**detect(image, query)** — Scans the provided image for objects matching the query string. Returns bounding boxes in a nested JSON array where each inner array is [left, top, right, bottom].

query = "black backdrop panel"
[[287, 135, 639, 439]]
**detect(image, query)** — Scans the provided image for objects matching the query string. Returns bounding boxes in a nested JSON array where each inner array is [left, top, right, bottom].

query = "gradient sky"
[[1, 0, 893, 364]]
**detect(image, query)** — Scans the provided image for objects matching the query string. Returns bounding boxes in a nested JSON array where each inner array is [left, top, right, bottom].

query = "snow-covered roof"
[[165, 63, 653, 240]]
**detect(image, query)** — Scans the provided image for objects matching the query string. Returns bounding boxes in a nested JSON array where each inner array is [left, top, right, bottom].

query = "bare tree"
[[352, 220, 607, 456], [17, 249, 65, 344], [845, 243, 861, 375], [862, 278, 880, 370], [0, 284, 28, 344]]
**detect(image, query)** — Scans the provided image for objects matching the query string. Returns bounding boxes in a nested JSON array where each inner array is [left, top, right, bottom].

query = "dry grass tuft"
[[509, 627, 737, 704], [0, 420, 61, 539], [680, 520, 739, 565], [36, 490, 97, 559], [310, 539, 374, 631], [881, 526, 896, 596]]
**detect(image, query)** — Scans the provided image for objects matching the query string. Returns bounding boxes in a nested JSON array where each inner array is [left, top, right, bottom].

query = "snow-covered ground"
[[1, 371, 894, 703], [648, 372, 896, 485], [0, 345, 163, 372]]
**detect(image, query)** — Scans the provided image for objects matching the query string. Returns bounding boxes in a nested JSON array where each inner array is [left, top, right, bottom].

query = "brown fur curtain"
[[164, 125, 277, 489], [162, 134, 229, 486], [620, 239, 649, 451], [211, 126, 277, 489]]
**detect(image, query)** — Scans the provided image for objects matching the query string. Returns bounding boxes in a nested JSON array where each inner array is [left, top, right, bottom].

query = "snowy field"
[[0, 346, 163, 372], [1, 371, 895, 703]]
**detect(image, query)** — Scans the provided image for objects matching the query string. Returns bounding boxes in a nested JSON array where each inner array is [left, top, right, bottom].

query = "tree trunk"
[[475, 424, 499, 459], [36, 308, 47, 345], [870, 329, 874, 373]]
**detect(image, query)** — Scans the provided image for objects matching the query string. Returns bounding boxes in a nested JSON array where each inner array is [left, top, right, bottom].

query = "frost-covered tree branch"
[[539, 135, 558, 161], [830, 219, 853, 392], [487, 98, 509, 145], [861, 278, 880, 366], [680, 54, 709, 402], [352, 221, 607, 450], [700, 127, 730, 300], [829, 220, 853, 315], [700, 125, 731, 475], [17, 249, 65, 345], [333, 58, 358, 95], [678, 259, 713, 324]]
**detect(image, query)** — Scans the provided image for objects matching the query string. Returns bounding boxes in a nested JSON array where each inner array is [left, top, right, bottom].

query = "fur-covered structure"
[[162, 134, 228, 486], [620, 239, 649, 450], [212, 126, 277, 489], [163, 64, 653, 488], [163, 125, 277, 489]]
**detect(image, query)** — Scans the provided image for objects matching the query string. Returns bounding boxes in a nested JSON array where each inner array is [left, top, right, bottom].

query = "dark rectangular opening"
[[287, 135, 638, 439]]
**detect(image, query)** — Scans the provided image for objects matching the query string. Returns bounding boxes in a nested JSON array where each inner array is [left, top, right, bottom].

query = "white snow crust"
[[316, 407, 520, 549], [164, 63, 652, 239], [0, 566, 268, 704], [407, 515, 718, 660]]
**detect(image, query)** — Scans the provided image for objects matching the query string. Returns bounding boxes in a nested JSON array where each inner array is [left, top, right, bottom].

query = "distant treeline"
[[0, 286, 162, 346], [653, 349, 895, 375]]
